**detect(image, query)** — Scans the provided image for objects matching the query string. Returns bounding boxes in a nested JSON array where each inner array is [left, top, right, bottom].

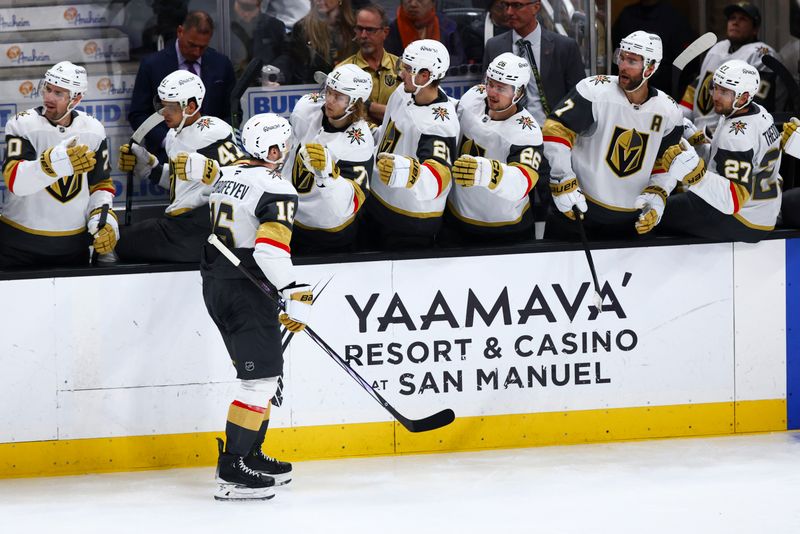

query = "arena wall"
[[0, 239, 796, 478]]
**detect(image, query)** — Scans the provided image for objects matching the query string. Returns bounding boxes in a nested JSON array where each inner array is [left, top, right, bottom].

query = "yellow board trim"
[[0, 399, 785, 479]]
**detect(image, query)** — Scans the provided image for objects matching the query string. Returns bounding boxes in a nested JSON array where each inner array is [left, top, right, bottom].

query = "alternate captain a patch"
[[605, 126, 650, 178]]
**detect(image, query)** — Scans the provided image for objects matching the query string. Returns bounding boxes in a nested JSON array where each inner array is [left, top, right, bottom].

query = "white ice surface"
[[2, 432, 799, 533]]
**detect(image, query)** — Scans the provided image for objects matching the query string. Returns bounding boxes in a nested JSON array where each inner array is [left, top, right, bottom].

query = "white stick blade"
[[207, 234, 242, 266], [131, 111, 165, 145], [673, 32, 717, 70]]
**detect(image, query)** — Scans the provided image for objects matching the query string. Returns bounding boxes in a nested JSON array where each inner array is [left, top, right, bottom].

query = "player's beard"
[[618, 72, 643, 92]]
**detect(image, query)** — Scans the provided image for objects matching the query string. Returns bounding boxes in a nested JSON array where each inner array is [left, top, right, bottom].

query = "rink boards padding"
[[0, 238, 795, 478]]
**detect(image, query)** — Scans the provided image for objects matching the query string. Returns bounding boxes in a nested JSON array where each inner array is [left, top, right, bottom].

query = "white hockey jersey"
[[206, 163, 300, 289], [690, 103, 781, 230], [283, 93, 372, 231], [2, 107, 113, 235], [450, 84, 542, 227], [543, 75, 683, 211], [680, 40, 778, 132], [371, 87, 459, 231], [162, 116, 244, 216]]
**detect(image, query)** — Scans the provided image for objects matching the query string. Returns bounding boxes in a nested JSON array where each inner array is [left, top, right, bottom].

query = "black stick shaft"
[[575, 213, 602, 296], [91, 204, 110, 266], [207, 235, 455, 433]]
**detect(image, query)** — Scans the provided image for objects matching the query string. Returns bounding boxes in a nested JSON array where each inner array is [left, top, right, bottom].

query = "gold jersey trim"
[[257, 221, 292, 247], [583, 191, 638, 213], [294, 214, 357, 233], [0, 216, 85, 236], [733, 213, 774, 231], [447, 200, 530, 227], [166, 207, 193, 217], [371, 189, 444, 219]]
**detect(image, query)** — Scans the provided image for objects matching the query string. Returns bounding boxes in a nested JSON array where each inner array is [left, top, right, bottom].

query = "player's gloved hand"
[[633, 186, 667, 235], [118, 143, 158, 178], [663, 139, 705, 186], [549, 176, 587, 220], [682, 117, 709, 147], [300, 143, 340, 187], [781, 117, 800, 157], [87, 207, 120, 254], [279, 283, 314, 333], [40, 135, 96, 178], [377, 152, 420, 188], [453, 155, 502, 190], [172, 151, 220, 185]]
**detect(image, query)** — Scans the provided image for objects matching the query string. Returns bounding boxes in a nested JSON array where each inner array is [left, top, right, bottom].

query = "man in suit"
[[128, 11, 235, 162], [483, 0, 585, 237]]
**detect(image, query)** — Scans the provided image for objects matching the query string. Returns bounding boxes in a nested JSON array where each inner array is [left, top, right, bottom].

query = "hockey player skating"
[[679, 2, 779, 134], [116, 70, 245, 262], [444, 52, 542, 246], [201, 113, 312, 501], [284, 64, 374, 254], [0, 61, 117, 267], [542, 31, 684, 239], [660, 60, 781, 243], [364, 39, 459, 249]]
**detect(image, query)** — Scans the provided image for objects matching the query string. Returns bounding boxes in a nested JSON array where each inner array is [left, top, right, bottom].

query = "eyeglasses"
[[355, 25, 383, 35], [501, 1, 535, 11]]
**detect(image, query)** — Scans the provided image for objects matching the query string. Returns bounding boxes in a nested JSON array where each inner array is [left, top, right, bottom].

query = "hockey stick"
[[274, 276, 335, 408], [574, 211, 603, 310], [763, 54, 800, 115], [89, 203, 109, 265], [672, 32, 717, 100], [124, 111, 165, 226], [207, 234, 456, 433], [230, 57, 263, 131]]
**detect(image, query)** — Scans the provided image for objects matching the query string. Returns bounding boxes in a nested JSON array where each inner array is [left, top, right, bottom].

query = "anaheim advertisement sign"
[[288, 244, 735, 426]]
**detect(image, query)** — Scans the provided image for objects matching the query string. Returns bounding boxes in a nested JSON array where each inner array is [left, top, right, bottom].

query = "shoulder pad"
[[192, 116, 233, 144], [507, 111, 543, 145], [296, 92, 325, 112], [417, 99, 460, 136], [331, 120, 375, 160], [575, 74, 616, 100], [458, 85, 487, 116]]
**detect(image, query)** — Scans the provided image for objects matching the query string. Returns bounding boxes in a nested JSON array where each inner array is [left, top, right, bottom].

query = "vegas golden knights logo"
[[605, 127, 649, 177], [378, 120, 401, 154], [697, 71, 714, 115], [45, 174, 82, 203], [460, 137, 486, 157], [291, 151, 314, 194]]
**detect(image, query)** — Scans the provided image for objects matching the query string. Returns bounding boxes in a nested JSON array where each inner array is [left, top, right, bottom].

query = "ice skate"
[[214, 438, 275, 501]]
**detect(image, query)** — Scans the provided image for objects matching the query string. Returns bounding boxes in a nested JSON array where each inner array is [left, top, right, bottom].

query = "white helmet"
[[241, 113, 293, 165], [618, 31, 662, 91], [158, 70, 206, 111], [713, 59, 760, 114], [43, 61, 87, 99], [401, 39, 450, 93], [486, 52, 530, 109], [325, 64, 373, 118]]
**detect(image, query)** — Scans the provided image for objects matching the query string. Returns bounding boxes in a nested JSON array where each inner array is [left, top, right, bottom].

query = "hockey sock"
[[250, 405, 272, 455], [224, 400, 266, 456]]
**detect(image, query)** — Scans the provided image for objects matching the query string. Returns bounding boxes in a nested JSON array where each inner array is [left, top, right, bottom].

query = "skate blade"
[[270, 472, 292, 486], [214, 483, 275, 501]]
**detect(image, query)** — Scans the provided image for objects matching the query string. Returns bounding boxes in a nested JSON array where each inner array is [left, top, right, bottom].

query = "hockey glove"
[[172, 152, 220, 185], [40, 136, 95, 178], [782, 117, 800, 158], [663, 140, 705, 186], [633, 185, 668, 235], [300, 143, 340, 186], [453, 155, 502, 190], [87, 207, 119, 254], [549, 176, 587, 220], [377, 152, 420, 188], [118, 143, 158, 178], [279, 283, 314, 333]]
